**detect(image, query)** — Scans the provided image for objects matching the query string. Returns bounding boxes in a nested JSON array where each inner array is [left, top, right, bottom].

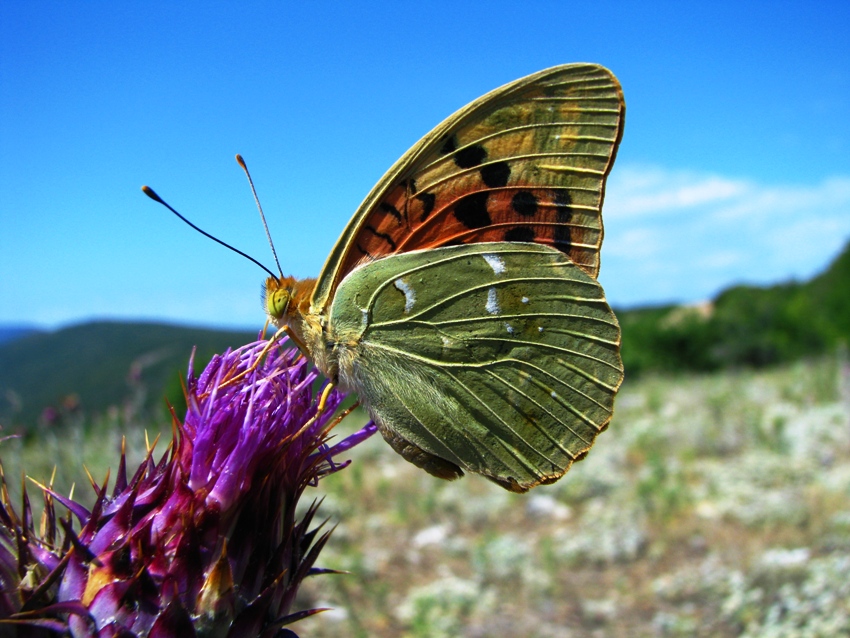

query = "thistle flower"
[[0, 338, 376, 637]]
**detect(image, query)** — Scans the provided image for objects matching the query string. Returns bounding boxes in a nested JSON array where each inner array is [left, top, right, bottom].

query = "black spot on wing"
[[440, 135, 458, 154], [511, 191, 538, 217], [364, 225, 397, 250], [480, 161, 511, 188], [415, 192, 436, 221], [379, 202, 403, 224], [454, 144, 487, 169], [454, 192, 491, 229], [553, 189, 573, 252], [504, 226, 535, 243]]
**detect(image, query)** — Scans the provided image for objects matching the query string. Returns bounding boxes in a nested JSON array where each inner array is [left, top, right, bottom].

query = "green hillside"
[[619, 239, 850, 376], [0, 321, 259, 430]]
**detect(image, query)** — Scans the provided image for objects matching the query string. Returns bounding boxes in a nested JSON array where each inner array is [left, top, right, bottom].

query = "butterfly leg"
[[316, 381, 334, 412], [284, 381, 341, 444], [323, 399, 360, 435], [281, 324, 310, 356]]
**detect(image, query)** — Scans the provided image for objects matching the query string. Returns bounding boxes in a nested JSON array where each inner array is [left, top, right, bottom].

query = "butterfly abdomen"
[[375, 419, 465, 482]]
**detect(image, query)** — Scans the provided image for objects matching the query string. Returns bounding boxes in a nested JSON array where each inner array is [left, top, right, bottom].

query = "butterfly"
[[265, 63, 625, 492]]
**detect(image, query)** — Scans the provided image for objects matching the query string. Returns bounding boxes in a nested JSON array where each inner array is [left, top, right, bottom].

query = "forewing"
[[312, 63, 625, 315], [328, 243, 623, 491]]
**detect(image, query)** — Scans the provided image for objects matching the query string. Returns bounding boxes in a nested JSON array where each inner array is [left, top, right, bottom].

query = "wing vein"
[[439, 367, 564, 471], [483, 367, 589, 453]]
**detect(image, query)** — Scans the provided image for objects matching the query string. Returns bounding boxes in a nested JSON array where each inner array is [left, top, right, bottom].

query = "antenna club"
[[236, 154, 247, 169], [141, 185, 164, 204]]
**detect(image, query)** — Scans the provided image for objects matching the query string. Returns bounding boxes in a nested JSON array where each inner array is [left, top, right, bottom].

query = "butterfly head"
[[264, 275, 294, 322], [263, 275, 323, 368], [263, 275, 318, 332]]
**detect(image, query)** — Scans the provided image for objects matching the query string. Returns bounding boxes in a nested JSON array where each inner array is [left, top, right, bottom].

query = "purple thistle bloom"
[[0, 338, 376, 637]]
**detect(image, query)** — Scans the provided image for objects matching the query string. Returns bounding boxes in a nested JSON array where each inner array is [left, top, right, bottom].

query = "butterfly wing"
[[312, 63, 625, 316], [327, 242, 623, 492]]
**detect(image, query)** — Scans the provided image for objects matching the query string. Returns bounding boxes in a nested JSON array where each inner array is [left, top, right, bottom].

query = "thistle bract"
[[0, 339, 376, 637]]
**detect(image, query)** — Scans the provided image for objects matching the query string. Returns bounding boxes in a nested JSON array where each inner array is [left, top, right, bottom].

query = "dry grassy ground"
[[4, 353, 849, 637]]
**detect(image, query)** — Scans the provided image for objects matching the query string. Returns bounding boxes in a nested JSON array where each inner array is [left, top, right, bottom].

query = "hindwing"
[[327, 242, 623, 491]]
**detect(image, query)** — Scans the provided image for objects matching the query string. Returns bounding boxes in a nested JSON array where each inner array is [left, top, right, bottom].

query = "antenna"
[[236, 154, 284, 278], [141, 185, 278, 280]]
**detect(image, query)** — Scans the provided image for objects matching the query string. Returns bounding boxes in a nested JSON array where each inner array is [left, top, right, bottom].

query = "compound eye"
[[266, 287, 291, 320]]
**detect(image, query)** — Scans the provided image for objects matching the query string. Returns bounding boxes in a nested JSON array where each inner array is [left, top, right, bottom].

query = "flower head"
[[0, 338, 376, 637]]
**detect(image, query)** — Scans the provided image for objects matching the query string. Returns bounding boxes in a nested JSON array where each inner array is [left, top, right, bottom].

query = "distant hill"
[[0, 325, 43, 345], [0, 321, 259, 430], [618, 239, 850, 376]]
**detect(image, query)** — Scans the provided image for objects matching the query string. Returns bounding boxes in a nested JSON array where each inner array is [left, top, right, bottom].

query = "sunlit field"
[[5, 352, 849, 637]]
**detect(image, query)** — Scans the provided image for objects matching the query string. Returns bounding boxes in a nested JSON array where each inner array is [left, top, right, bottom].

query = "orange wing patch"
[[343, 72, 622, 277], [340, 71, 623, 280]]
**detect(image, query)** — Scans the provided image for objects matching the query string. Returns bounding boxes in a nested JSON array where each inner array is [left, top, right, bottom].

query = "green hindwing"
[[328, 242, 623, 491]]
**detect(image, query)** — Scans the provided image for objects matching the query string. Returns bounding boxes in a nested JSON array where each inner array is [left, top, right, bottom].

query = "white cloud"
[[601, 166, 850, 307], [708, 176, 850, 224], [696, 250, 745, 270], [604, 166, 749, 218], [605, 227, 660, 260]]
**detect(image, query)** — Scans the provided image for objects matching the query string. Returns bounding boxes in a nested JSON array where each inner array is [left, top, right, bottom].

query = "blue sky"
[[2, 1, 848, 330]]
